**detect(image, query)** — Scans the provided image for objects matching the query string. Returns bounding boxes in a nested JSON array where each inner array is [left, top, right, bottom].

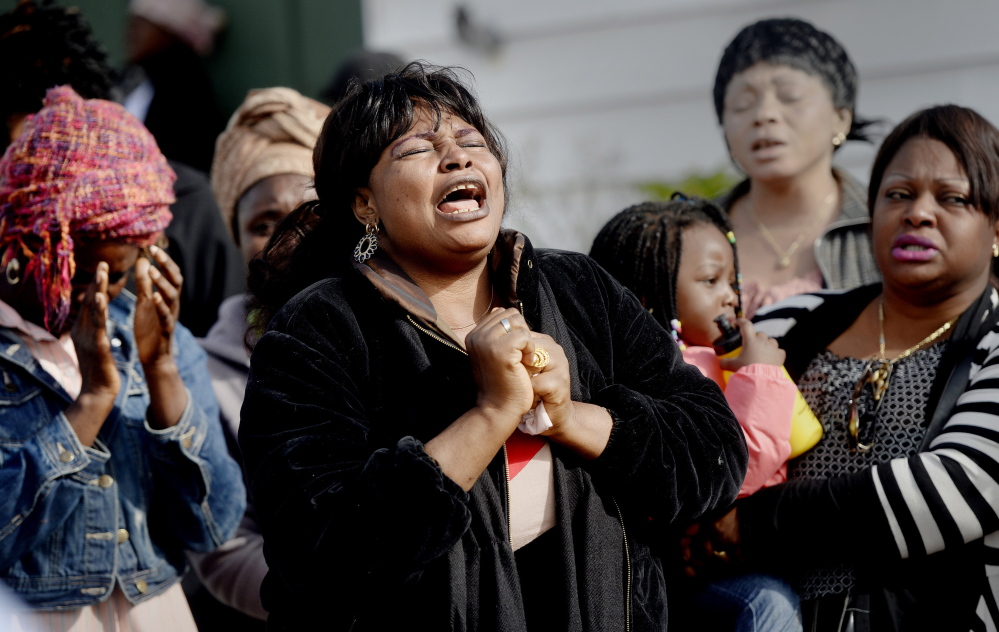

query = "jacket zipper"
[[406, 315, 468, 356], [612, 498, 632, 632], [502, 444, 513, 548]]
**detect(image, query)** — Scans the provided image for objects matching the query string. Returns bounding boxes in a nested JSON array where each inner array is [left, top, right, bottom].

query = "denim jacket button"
[[117, 529, 129, 544], [58, 449, 74, 463], [98, 475, 114, 489], [111, 338, 122, 348], [135, 580, 148, 594]]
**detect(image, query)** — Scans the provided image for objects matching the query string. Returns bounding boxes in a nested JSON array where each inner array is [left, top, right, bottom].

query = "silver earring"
[[353, 222, 380, 263], [5, 259, 20, 285]]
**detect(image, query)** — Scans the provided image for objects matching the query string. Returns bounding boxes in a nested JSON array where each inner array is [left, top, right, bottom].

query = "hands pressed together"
[[466, 307, 612, 458], [67, 245, 187, 446]]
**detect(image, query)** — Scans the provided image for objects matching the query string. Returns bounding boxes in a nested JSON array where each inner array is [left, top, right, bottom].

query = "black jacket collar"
[[352, 230, 541, 345]]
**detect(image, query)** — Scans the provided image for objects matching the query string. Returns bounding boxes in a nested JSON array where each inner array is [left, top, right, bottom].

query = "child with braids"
[[591, 196, 802, 632]]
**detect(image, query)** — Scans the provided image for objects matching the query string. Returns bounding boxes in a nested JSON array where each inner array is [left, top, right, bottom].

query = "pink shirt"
[[0, 299, 81, 398], [681, 346, 796, 497]]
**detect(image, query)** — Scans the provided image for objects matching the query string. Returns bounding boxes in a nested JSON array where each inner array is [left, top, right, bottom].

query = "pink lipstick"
[[891, 234, 938, 262]]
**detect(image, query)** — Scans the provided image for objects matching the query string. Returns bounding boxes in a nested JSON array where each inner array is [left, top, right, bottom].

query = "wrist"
[[75, 390, 117, 414], [141, 357, 180, 381], [474, 400, 525, 433]]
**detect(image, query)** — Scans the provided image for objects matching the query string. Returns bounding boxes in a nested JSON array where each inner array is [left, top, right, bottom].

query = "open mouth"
[[751, 139, 783, 151], [437, 182, 484, 214]]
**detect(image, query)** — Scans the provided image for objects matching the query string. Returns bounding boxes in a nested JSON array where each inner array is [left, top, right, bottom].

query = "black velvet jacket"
[[238, 231, 747, 631]]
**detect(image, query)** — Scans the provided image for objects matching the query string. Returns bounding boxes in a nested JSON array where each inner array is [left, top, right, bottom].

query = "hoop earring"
[[353, 221, 380, 263], [5, 259, 20, 285], [832, 132, 847, 147]]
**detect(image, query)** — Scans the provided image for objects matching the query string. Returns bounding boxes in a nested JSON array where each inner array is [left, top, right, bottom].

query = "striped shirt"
[[754, 287, 999, 629]]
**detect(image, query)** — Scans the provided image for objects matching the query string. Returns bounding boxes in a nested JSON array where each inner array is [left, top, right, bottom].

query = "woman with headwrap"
[[0, 86, 244, 630], [187, 87, 329, 622], [713, 18, 880, 317]]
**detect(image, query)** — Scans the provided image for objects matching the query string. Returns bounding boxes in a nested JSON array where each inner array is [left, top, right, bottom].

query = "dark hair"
[[589, 195, 741, 331], [322, 50, 407, 105], [0, 0, 115, 147], [713, 17, 874, 143], [868, 105, 999, 224], [247, 62, 508, 332]]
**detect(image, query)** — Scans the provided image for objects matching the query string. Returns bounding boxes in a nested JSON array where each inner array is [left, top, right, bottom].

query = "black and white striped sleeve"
[[871, 326, 999, 559]]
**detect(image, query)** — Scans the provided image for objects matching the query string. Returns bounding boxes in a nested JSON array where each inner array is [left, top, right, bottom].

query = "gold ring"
[[500, 318, 512, 333], [531, 347, 550, 369], [713, 549, 728, 560]]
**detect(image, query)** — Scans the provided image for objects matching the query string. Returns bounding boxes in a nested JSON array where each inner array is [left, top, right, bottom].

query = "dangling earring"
[[832, 132, 847, 147], [992, 242, 998, 258], [669, 319, 686, 351], [5, 259, 20, 285], [353, 221, 380, 263]]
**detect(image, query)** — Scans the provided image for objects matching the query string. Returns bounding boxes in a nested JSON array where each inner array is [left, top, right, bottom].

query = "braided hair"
[[0, 0, 115, 149], [589, 194, 741, 335]]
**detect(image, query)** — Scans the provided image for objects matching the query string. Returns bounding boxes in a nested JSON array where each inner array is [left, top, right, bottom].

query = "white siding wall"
[[363, 0, 999, 252]]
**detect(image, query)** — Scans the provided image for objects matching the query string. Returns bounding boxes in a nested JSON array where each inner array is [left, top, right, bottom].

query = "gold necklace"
[[846, 299, 958, 452], [746, 192, 836, 269], [449, 291, 495, 330], [877, 300, 957, 363]]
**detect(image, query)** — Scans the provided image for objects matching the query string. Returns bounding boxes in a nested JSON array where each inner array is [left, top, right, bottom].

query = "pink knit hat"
[[0, 86, 175, 332]]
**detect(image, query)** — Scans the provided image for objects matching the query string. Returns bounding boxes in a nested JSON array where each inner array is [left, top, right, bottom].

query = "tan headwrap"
[[211, 87, 330, 238]]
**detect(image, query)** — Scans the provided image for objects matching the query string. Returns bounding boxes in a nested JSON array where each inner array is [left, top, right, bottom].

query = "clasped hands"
[[465, 307, 575, 439]]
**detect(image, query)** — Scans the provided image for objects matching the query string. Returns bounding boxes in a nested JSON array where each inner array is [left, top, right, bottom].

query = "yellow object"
[[719, 348, 823, 458]]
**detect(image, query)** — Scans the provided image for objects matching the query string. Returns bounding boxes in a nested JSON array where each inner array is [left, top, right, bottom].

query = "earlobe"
[[351, 189, 377, 226], [836, 108, 853, 139]]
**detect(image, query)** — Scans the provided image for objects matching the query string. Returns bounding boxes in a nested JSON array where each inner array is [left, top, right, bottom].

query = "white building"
[[363, 0, 999, 252]]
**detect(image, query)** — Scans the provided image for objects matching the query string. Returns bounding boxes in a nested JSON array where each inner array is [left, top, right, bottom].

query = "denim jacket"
[[0, 290, 245, 609]]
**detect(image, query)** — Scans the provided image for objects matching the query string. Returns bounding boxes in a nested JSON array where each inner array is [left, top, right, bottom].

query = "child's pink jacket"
[[681, 346, 796, 497]]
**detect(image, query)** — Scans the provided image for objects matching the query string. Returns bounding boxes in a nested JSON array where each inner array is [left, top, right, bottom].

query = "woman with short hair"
[[714, 18, 880, 317], [238, 63, 748, 630]]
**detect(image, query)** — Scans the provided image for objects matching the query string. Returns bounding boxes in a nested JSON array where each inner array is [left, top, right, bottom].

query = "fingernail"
[[149, 245, 161, 255]]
